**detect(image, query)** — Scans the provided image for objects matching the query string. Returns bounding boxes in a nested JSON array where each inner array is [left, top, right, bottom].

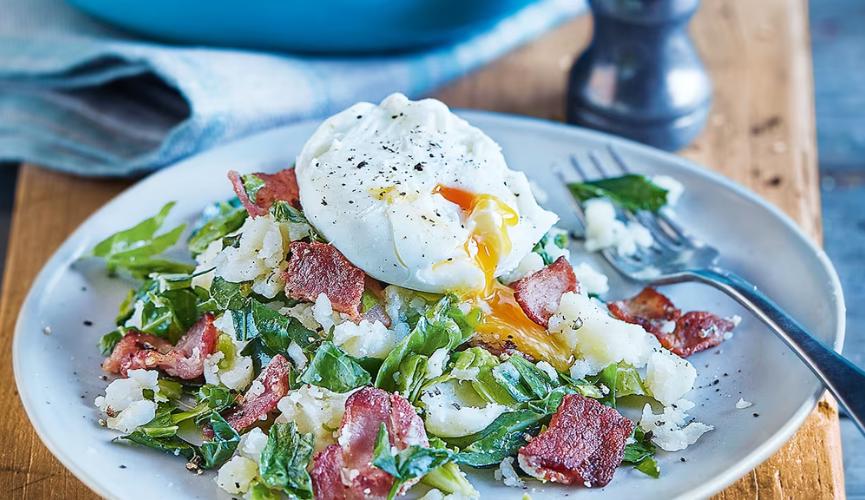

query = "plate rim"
[[13, 110, 846, 500]]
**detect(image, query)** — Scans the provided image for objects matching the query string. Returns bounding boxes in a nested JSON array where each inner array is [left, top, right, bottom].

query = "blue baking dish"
[[67, 0, 538, 53]]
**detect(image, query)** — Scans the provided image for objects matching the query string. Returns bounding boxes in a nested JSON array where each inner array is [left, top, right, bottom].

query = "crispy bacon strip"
[[311, 387, 428, 500], [608, 287, 736, 357], [228, 167, 300, 217], [161, 313, 219, 379], [223, 354, 291, 433], [102, 314, 218, 379], [511, 256, 579, 327], [284, 241, 365, 320], [102, 332, 173, 375], [518, 394, 633, 487], [607, 287, 681, 335], [665, 311, 736, 357]]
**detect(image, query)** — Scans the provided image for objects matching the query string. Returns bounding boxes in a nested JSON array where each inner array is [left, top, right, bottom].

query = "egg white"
[[295, 93, 557, 294]]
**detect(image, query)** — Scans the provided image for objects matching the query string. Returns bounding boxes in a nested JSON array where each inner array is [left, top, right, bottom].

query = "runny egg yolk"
[[435, 185, 573, 371]]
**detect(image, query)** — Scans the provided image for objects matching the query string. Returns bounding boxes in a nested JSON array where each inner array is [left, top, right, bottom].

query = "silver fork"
[[563, 145, 865, 434]]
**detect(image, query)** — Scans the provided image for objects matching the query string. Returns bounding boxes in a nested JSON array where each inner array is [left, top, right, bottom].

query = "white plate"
[[14, 111, 845, 500]]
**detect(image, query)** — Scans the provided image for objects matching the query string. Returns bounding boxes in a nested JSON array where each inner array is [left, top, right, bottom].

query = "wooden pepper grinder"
[[566, 0, 711, 151]]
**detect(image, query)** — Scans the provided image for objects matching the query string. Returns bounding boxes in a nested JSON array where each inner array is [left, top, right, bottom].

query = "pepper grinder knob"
[[566, 0, 712, 151]]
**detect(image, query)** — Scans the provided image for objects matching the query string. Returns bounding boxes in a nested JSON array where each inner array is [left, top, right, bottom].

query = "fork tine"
[[568, 154, 591, 182], [589, 150, 626, 178], [560, 157, 589, 230], [564, 148, 721, 280], [605, 145, 695, 246], [589, 149, 676, 246], [657, 212, 690, 241], [634, 211, 685, 248], [607, 144, 631, 174], [572, 153, 675, 258]]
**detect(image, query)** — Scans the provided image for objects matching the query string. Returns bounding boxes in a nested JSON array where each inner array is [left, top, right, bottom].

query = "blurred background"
[[0, 0, 863, 496]]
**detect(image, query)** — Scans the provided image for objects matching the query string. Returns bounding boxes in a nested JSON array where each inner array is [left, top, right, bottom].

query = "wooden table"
[[0, 0, 844, 497]]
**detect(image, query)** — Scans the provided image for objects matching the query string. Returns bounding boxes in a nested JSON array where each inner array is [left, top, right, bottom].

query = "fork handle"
[[683, 268, 865, 433]]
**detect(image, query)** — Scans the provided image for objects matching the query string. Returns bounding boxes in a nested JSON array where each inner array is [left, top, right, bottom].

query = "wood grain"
[[0, 0, 842, 498]]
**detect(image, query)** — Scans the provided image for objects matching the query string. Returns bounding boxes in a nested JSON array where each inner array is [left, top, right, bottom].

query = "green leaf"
[[623, 427, 657, 464], [299, 341, 371, 393], [169, 402, 211, 427], [136, 288, 201, 342], [247, 482, 283, 500], [394, 353, 431, 403], [450, 409, 546, 468], [169, 384, 235, 427], [134, 403, 180, 438], [568, 174, 669, 213], [361, 290, 380, 314], [591, 363, 619, 408], [615, 363, 646, 398], [198, 384, 235, 411], [566, 376, 605, 399], [354, 356, 384, 376], [372, 424, 456, 500], [216, 333, 237, 370], [622, 426, 659, 477], [188, 200, 248, 255], [372, 423, 400, 478], [116, 288, 139, 324], [526, 386, 576, 414], [241, 337, 275, 377], [209, 276, 252, 311], [157, 379, 184, 401], [91, 202, 192, 279], [119, 430, 197, 461], [531, 229, 570, 266], [235, 299, 316, 353], [634, 456, 660, 478], [92, 202, 175, 258], [449, 348, 511, 404], [111, 257, 194, 280], [98, 330, 122, 356], [200, 413, 240, 469], [232, 298, 318, 376], [270, 201, 324, 242], [375, 295, 480, 394], [492, 355, 556, 403], [259, 422, 315, 499], [240, 174, 267, 203], [588, 363, 646, 408], [420, 438, 478, 497]]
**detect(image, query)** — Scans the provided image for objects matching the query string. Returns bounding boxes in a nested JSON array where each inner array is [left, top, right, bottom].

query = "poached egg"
[[296, 93, 557, 294]]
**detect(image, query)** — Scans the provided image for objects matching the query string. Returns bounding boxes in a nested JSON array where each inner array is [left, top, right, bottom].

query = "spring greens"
[[188, 199, 247, 255], [231, 298, 317, 375], [623, 427, 660, 478], [258, 422, 315, 498], [375, 295, 480, 395], [568, 174, 669, 212], [299, 341, 372, 393], [372, 424, 456, 500], [90, 202, 193, 279], [200, 413, 240, 469]]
